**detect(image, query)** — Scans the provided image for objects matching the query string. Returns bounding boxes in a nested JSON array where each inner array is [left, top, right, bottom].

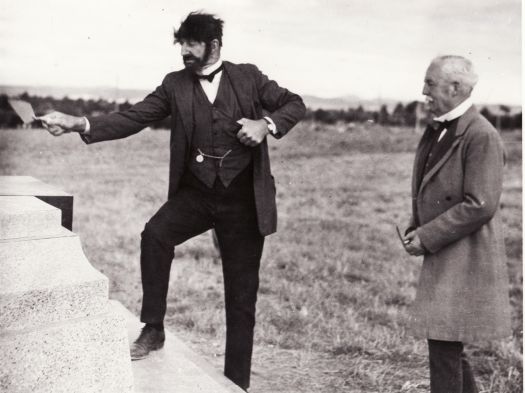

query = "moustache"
[[183, 55, 198, 62]]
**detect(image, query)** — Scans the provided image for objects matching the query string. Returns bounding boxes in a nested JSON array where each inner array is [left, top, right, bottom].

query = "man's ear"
[[450, 81, 460, 96], [210, 39, 220, 51]]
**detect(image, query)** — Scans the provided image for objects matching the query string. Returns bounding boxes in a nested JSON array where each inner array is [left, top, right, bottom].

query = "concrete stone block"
[[0, 235, 108, 331], [0, 185, 133, 393], [0, 176, 73, 230], [0, 196, 62, 240], [0, 302, 134, 393]]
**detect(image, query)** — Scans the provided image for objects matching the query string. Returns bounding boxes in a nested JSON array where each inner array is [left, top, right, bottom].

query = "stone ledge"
[[0, 176, 73, 230], [0, 176, 71, 197], [0, 196, 62, 240]]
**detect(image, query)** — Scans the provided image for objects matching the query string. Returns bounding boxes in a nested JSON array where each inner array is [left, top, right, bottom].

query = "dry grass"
[[0, 122, 521, 392]]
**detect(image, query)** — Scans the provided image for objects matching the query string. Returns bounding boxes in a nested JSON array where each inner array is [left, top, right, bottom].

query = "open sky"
[[0, 0, 521, 104]]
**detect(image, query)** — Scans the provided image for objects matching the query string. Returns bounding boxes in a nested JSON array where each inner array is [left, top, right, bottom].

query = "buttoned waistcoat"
[[83, 61, 306, 236]]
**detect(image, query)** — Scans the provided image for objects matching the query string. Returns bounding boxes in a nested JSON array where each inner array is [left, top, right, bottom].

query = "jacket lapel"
[[223, 61, 255, 118], [172, 69, 195, 140], [417, 106, 478, 193]]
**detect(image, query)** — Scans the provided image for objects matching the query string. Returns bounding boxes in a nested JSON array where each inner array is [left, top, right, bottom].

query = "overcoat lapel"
[[413, 126, 434, 194], [418, 138, 462, 192], [417, 106, 478, 194], [172, 69, 195, 141]]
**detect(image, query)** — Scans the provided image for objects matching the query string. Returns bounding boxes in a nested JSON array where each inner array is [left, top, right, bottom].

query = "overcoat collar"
[[170, 61, 253, 141], [416, 106, 479, 194], [453, 105, 478, 138]]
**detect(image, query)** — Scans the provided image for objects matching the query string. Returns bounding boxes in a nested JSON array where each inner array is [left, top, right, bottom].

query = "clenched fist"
[[236, 118, 269, 147]]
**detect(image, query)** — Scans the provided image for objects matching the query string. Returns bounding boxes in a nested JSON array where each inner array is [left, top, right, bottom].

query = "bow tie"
[[196, 64, 224, 83], [430, 119, 453, 131]]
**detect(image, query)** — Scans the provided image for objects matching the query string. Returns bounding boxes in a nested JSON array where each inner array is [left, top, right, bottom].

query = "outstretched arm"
[[37, 78, 171, 143], [84, 82, 170, 143]]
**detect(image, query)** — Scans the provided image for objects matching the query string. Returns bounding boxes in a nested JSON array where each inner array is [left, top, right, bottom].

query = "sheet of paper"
[[8, 99, 35, 124]]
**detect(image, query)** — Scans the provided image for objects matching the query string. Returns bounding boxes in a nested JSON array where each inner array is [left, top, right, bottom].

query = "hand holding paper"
[[35, 111, 87, 136]]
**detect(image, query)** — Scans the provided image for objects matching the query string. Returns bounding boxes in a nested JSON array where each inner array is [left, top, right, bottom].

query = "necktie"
[[431, 120, 452, 131], [196, 64, 224, 83]]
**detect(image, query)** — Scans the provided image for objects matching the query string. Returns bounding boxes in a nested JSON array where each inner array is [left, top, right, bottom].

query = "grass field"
[[0, 121, 521, 392]]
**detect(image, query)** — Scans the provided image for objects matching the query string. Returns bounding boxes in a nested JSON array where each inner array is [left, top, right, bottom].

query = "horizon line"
[[0, 82, 521, 108]]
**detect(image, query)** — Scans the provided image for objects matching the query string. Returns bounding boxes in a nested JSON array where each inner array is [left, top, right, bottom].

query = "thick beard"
[[183, 43, 212, 73], [183, 59, 202, 72]]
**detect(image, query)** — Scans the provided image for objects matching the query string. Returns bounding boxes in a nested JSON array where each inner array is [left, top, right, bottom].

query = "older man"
[[37, 12, 305, 391], [402, 56, 511, 393]]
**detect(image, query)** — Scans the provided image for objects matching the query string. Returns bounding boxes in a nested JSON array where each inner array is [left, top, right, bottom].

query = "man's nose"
[[180, 43, 189, 55], [422, 84, 429, 96]]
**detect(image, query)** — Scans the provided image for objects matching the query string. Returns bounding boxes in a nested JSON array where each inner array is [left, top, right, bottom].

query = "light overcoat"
[[409, 106, 512, 342]]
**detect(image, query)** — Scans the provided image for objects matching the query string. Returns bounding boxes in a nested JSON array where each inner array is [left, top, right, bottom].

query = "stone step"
[[116, 302, 245, 393], [0, 235, 108, 331], [0, 301, 133, 393], [0, 196, 62, 240]]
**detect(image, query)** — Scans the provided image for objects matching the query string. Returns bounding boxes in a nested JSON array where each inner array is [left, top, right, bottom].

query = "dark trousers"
[[428, 340, 478, 393], [140, 169, 264, 390]]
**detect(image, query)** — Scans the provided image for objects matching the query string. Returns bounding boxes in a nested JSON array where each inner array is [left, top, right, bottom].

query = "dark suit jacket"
[[83, 61, 306, 236]]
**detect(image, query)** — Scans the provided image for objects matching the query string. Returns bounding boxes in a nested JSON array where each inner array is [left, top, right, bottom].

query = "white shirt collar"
[[198, 59, 223, 76], [434, 97, 473, 122]]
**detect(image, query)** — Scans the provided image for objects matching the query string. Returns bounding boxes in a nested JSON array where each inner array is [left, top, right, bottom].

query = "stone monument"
[[0, 176, 247, 393], [0, 194, 133, 392]]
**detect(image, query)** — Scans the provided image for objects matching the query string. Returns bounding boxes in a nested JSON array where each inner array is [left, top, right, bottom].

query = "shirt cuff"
[[82, 117, 91, 135], [263, 116, 279, 136]]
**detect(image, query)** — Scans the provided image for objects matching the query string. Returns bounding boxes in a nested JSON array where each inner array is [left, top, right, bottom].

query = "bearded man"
[[38, 12, 305, 391]]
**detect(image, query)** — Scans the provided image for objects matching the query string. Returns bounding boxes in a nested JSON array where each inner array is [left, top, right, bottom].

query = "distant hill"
[[0, 84, 149, 104], [0, 84, 402, 111], [0, 84, 520, 114], [302, 95, 402, 111]]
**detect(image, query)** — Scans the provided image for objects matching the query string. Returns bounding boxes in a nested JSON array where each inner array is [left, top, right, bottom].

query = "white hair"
[[431, 55, 479, 95]]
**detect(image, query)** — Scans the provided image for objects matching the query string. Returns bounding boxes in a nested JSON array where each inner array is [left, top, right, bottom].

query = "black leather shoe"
[[130, 325, 165, 360]]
